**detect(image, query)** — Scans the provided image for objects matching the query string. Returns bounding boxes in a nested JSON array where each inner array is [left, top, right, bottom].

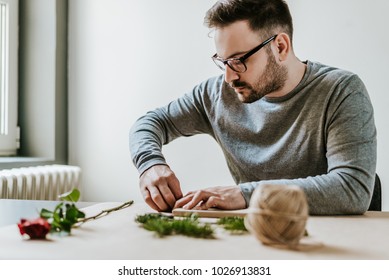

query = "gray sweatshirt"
[[129, 61, 377, 215]]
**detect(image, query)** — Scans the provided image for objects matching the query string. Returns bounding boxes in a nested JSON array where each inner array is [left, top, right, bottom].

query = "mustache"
[[230, 80, 248, 88]]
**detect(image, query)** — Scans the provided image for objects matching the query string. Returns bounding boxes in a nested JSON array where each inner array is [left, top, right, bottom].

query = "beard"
[[230, 53, 288, 103]]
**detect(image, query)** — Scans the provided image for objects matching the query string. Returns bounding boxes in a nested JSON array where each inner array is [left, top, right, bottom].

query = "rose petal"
[[17, 218, 51, 239]]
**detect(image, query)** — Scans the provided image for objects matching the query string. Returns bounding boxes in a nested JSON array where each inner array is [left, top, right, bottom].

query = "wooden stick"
[[172, 207, 248, 218]]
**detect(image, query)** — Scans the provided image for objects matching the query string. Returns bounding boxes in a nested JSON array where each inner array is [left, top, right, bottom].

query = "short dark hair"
[[204, 0, 293, 42]]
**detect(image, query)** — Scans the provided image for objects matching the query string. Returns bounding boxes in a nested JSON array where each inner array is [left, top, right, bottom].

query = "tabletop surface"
[[0, 200, 388, 260]]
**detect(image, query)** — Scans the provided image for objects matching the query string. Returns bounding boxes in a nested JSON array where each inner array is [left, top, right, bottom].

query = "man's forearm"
[[129, 113, 168, 175], [240, 169, 375, 215]]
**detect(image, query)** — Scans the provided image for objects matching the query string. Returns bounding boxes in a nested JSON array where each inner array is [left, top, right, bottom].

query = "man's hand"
[[174, 186, 246, 210], [139, 165, 183, 212]]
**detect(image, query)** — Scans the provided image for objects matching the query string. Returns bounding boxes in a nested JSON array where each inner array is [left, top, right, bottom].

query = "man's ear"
[[274, 33, 291, 62]]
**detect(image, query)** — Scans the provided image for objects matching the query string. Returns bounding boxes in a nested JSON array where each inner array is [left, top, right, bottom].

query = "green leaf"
[[58, 188, 81, 202], [50, 220, 63, 233], [53, 202, 64, 214], [65, 204, 85, 223], [52, 203, 64, 224], [65, 206, 78, 223], [76, 209, 86, 219], [40, 208, 53, 219], [59, 220, 72, 233]]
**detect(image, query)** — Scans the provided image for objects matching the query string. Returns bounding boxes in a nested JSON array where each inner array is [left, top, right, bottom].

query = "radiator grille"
[[0, 165, 81, 200]]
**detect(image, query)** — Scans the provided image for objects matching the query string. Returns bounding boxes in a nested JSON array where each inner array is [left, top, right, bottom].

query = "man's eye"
[[230, 60, 242, 66]]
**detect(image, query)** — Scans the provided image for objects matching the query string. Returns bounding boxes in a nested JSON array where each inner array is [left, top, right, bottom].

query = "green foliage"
[[217, 216, 248, 233], [58, 188, 81, 202], [136, 213, 215, 239], [40, 188, 85, 235]]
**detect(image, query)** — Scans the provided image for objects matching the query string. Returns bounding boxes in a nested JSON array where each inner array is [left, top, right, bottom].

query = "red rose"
[[18, 218, 51, 239]]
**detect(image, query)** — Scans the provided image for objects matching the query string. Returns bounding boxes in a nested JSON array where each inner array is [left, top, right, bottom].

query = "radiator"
[[0, 165, 81, 200]]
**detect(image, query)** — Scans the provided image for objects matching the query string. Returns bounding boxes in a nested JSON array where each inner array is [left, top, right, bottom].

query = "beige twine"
[[244, 184, 309, 250]]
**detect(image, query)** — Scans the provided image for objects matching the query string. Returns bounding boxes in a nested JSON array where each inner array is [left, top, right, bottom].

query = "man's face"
[[214, 21, 288, 103]]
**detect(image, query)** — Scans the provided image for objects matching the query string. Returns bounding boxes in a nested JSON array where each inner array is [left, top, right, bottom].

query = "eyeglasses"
[[212, 34, 277, 73]]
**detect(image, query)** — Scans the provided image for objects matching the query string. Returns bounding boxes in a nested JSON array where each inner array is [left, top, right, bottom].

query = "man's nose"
[[224, 66, 240, 84]]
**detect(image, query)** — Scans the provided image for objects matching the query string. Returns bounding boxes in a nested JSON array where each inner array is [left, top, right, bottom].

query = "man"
[[129, 0, 376, 215]]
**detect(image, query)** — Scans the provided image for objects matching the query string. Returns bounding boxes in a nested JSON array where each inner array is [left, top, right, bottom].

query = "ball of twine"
[[244, 184, 309, 250]]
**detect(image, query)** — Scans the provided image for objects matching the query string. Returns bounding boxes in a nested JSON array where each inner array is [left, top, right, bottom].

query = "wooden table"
[[0, 200, 388, 260]]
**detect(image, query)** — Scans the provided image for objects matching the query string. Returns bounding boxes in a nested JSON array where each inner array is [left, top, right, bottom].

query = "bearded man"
[[129, 0, 377, 215]]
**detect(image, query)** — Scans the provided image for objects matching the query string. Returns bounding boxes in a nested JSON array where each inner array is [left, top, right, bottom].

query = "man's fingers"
[[147, 186, 170, 211], [139, 165, 184, 212], [182, 190, 218, 209], [158, 183, 177, 209], [167, 175, 183, 200], [174, 194, 194, 209], [175, 186, 246, 211], [204, 196, 221, 209], [140, 187, 161, 212]]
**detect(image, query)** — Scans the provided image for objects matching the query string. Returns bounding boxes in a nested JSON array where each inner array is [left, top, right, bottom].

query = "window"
[[0, 0, 18, 156], [0, 0, 68, 169]]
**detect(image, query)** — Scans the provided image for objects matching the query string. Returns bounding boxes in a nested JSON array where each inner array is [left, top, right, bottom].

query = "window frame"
[[0, 0, 68, 169], [0, 0, 18, 156]]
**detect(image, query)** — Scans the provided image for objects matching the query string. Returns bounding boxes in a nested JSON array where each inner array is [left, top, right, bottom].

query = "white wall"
[[68, 0, 388, 210]]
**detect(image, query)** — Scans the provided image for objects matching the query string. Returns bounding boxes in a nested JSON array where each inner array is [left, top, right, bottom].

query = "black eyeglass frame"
[[212, 34, 278, 73]]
